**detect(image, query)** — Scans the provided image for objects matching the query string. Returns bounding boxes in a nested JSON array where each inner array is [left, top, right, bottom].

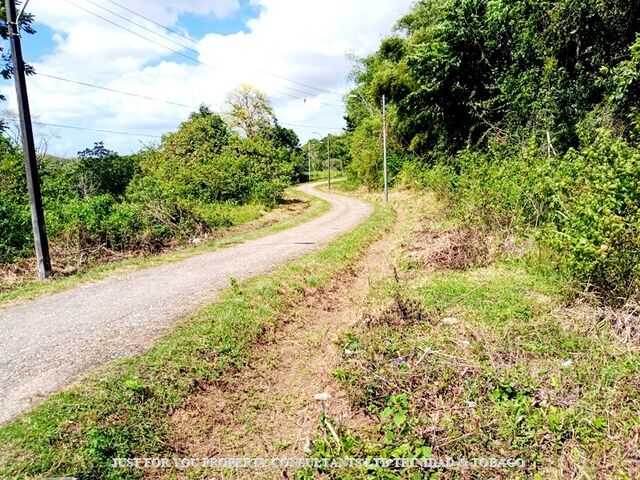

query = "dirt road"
[[0, 183, 372, 424]]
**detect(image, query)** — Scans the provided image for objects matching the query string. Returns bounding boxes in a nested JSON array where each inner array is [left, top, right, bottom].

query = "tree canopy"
[[223, 84, 276, 137]]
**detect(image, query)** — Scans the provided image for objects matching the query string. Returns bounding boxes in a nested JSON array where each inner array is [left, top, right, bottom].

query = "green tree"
[[75, 142, 138, 198]]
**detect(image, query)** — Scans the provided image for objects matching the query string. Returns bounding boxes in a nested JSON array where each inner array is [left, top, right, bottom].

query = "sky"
[[0, 0, 415, 157]]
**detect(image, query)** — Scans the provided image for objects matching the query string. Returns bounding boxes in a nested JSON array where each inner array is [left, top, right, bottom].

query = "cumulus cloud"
[[3, 0, 414, 156]]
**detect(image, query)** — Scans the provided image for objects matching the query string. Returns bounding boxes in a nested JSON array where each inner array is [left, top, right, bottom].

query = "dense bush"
[[0, 138, 31, 263], [343, 0, 640, 300], [0, 192, 31, 263], [0, 103, 305, 266], [75, 142, 139, 198], [547, 133, 640, 298], [410, 132, 640, 300]]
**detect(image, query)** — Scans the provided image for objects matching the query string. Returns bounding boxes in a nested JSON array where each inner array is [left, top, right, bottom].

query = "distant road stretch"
[[0, 183, 372, 424]]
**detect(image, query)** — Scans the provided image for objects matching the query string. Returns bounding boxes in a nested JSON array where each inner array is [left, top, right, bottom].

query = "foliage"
[[0, 136, 29, 261], [223, 84, 276, 137], [302, 133, 352, 182], [0, 191, 30, 262], [406, 132, 640, 301], [75, 142, 139, 198], [344, 0, 640, 300], [0, 2, 36, 104], [546, 132, 640, 299], [0, 90, 306, 267]]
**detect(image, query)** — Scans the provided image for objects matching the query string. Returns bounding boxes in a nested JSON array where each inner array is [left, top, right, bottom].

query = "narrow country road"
[[0, 183, 372, 425]]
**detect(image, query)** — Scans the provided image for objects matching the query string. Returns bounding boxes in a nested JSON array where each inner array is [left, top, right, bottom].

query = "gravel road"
[[0, 183, 372, 424]]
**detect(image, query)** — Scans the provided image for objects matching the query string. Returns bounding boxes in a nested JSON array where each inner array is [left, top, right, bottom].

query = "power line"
[[101, 0, 210, 48], [36, 73, 194, 108], [82, 0, 206, 65], [63, 0, 213, 68], [91, 0, 349, 99], [7, 115, 339, 139], [34, 121, 162, 138], [2, 117, 163, 138], [34, 71, 342, 130], [279, 121, 342, 130], [258, 70, 347, 98], [65, 0, 345, 107]]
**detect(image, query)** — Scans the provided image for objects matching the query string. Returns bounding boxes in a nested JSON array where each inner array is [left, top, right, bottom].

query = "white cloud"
[[4, 0, 414, 156]]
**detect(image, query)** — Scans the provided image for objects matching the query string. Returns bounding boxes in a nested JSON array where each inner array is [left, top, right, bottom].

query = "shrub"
[[53, 195, 115, 251], [0, 192, 31, 263], [546, 132, 640, 299], [251, 178, 288, 208], [421, 130, 640, 301]]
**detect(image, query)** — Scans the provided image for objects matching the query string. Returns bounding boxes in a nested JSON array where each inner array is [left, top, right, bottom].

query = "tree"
[[258, 123, 306, 182], [223, 84, 276, 137], [1, 109, 58, 159], [346, 0, 640, 157], [75, 142, 137, 197], [163, 104, 230, 161], [0, 2, 36, 104]]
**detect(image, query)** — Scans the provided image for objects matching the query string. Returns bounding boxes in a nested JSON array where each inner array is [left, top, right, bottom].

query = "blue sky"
[[176, 0, 261, 37], [1, 0, 414, 157]]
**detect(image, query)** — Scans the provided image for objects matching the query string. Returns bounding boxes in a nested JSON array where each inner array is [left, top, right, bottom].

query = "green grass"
[[0, 187, 330, 308], [0, 196, 394, 479], [302, 193, 640, 479]]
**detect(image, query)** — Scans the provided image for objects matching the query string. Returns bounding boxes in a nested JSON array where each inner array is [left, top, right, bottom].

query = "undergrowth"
[[301, 193, 640, 479], [0, 187, 328, 307], [0, 199, 394, 479]]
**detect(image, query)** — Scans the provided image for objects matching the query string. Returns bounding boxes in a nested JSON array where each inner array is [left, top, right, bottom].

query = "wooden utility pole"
[[6, 0, 52, 278]]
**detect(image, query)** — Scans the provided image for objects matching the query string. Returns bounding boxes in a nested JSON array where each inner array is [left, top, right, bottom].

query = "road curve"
[[0, 183, 372, 424]]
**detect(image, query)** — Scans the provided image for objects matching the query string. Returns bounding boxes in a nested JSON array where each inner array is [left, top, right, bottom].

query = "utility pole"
[[382, 94, 388, 204], [327, 134, 331, 191], [350, 93, 389, 203], [307, 142, 312, 182], [6, 0, 52, 279]]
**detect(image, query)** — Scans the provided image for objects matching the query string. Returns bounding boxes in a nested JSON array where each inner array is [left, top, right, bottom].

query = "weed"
[[0, 201, 395, 478], [304, 193, 640, 479]]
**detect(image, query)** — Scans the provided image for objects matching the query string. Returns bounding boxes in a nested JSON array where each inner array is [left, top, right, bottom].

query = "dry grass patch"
[[300, 193, 640, 479]]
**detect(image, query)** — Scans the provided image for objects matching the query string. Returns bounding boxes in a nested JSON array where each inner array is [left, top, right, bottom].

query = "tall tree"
[[223, 84, 276, 137]]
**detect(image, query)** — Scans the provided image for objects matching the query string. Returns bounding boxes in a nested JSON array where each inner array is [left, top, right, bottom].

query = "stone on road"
[[0, 183, 372, 424]]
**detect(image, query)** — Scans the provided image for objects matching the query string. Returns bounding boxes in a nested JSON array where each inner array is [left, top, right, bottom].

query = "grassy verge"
[[0, 195, 394, 479], [0, 187, 329, 308], [303, 193, 640, 479]]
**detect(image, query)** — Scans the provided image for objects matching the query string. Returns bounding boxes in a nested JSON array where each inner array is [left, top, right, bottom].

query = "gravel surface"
[[0, 183, 372, 424]]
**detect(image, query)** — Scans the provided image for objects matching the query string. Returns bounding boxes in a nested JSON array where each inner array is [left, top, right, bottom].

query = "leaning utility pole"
[[6, 0, 52, 278], [382, 94, 388, 204]]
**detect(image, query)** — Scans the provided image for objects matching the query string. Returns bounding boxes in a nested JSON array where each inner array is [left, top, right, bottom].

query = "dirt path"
[[0, 183, 372, 425], [166, 198, 404, 479]]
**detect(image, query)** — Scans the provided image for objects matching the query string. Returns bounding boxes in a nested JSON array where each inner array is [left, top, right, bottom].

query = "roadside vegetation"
[[302, 191, 639, 478], [1, 88, 309, 291], [330, 0, 640, 303], [0, 187, 328, 307], [0, 198, 392, 479], [296, 0, 640, 477]]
